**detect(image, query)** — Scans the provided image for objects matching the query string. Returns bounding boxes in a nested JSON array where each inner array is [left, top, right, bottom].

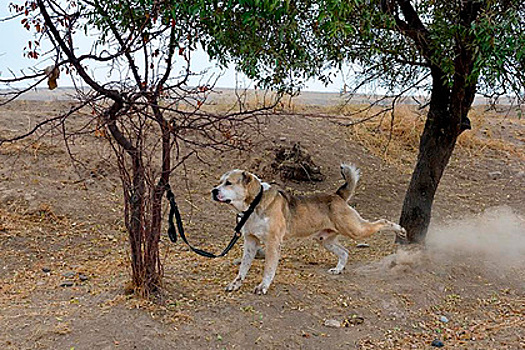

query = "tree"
[[1, 0, 276, 295], [192, 0, 525, 243]]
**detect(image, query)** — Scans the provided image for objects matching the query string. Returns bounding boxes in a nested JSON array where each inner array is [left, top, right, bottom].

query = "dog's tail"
[[336, 163, 360, 202]]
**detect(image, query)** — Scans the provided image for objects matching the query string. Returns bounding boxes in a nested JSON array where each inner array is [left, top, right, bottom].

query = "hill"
[[0, 98, 524, 349]]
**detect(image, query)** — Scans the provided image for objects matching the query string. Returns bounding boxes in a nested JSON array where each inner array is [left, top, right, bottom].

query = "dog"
[[212, 164, 407, 295]]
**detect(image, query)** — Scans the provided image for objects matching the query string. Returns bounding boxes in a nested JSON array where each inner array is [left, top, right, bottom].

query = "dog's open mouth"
[[213, 192, 231, 203]]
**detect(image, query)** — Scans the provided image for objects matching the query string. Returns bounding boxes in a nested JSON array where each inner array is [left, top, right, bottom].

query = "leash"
[[165, 184, 264, 258]]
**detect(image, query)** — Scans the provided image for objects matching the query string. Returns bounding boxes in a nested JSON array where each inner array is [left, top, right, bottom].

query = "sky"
[[0, 4, 345, 93]]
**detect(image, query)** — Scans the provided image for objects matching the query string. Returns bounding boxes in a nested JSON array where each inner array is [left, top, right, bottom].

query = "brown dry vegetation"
[[0, 93, 524, 349]]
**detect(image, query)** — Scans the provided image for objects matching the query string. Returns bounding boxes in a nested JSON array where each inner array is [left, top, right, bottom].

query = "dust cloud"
[[359, 207, 525, 275], [426, 206, 525, 267]]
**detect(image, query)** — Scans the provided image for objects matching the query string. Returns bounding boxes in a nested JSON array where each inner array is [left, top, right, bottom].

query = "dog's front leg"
[[226, 234, 260, 292], [254, 233, 282, 295]]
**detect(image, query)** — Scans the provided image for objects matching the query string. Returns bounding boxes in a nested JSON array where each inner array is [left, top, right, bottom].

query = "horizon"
[[0, 85, 515, 107]]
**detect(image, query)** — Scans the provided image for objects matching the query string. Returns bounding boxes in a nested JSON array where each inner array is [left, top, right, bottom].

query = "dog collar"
[[234, 185, 264, 234]]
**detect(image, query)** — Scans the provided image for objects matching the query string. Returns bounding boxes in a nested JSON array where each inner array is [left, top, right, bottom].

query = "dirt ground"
[[0, 97, 524, 350]]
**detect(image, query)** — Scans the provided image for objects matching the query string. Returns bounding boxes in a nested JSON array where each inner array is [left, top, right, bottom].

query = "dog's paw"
[[396, 226, 407, 240], [328, 268, 343, 275], [254, 283, 269, 295], [225, 279, 243, 292]]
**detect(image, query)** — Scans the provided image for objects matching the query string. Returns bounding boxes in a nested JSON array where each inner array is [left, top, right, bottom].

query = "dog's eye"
[[224, 181, 232, 186]]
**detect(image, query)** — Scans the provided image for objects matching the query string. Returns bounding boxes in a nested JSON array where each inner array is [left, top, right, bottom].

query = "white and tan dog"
[[212, 164, 406, 295]]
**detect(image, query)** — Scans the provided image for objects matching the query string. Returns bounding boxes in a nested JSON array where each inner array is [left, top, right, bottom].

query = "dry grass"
[[283, 102, 525, 173], [0, 139, 64, 156], [0, 207, 128, 304]]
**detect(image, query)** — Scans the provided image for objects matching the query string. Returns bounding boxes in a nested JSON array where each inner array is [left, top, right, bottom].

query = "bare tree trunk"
[[128, 155, 150, 291], [144, 103, 171, 293]]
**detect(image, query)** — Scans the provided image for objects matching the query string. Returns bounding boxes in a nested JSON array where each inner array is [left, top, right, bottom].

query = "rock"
[[488, 171, 502, 180], [62, 271, 76, 278], [79, 273, 89, 281], [342, 314, 365, 326], [356, 243, 370, 248], [233, 258, 242, 266], [324, 319, 341, 328], [60, 280, 74, 287], [42, 267, 51, 273], [516, 171, 525, 179], [431, 339, 444, 347], [439, 315, 449, 323]]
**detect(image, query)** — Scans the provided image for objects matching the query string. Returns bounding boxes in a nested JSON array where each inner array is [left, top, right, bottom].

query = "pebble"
[[324, 319, 341, 328], [79, 273, 89, 281], [488, 171, 502, 180], [356, 243, 370, 248], [439, 315, 449, 323], [42, 267, 51, 273], [431, 339, 444, 347], [60, 280, 74, 287], [63, 271, 76, 278]]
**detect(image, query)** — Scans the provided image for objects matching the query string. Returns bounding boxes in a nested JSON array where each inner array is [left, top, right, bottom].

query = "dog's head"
[[212, 170, 260, 211]]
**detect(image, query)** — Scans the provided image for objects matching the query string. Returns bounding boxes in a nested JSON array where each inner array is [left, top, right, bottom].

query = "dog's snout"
[[212, 188, 219, 200]]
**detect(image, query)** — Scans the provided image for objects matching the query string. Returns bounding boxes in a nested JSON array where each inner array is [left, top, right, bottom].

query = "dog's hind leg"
[[354, 218, 404, 239], [226, 234, 260, 292], [320, 234, 349, 275], [335, 206, 406, 240]]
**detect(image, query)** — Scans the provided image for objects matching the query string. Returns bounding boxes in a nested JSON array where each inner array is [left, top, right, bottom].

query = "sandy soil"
[[0, 99, 524, 350]]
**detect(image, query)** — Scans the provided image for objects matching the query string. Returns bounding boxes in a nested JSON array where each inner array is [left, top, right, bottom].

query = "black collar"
[[234, 185, 264, 234]]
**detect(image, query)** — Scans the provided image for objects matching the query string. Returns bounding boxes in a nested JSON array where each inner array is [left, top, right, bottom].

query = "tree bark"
[[144, 102, 171, 292], [398, 110, 458, 243], [129, 155, 149, 290], [398, 68, 458, 243]]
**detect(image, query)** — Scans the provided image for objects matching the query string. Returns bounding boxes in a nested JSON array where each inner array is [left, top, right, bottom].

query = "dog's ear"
[[242, 171, 252, 184]]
